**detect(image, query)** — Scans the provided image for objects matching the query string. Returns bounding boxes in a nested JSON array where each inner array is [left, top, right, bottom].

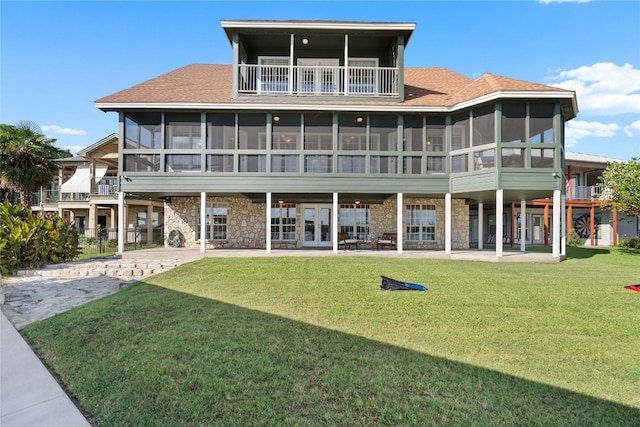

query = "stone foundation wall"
[[164, 195, 469, 250]]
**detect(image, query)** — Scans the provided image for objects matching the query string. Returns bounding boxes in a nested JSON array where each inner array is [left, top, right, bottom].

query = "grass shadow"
[[23, 283, 640, 426]]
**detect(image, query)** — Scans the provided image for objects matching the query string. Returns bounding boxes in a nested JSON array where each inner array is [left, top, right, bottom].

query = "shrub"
[[567, 229, 583, 247], [0, 201, 79, 275], [618, 236, 640, 250]]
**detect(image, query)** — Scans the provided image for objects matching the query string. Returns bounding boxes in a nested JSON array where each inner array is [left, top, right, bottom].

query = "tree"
[[0, 121, 65, 210], [599, 158, 640, 218]]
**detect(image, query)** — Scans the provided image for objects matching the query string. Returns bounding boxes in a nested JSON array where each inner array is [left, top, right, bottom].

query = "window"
[[271, 204, 296, 241], [369, 115, 397, 151], [137, 212, 160, 227], [403, 156, 422, 175], [501, 103, 526, 143], [531, 148, 554, 168], [339, 204, 370, 240], [403, 115, 423, 151], [165, 113, 201, 149], [124, 154, 160, 172], [197, 204, 228, 241], [451, 112, 470, 150], [338, 155, 366, 173], [451, 154, 468, 173], [272, 113, 301, 149], [207, 113, 235, 149], [425, 116, 446, 152], [305, 155, 332, 173], [406, 204, 436, 241], [239, 155, 266, 172], [339, 114, 366, 151], [304, 113, 333, 150], [502, 148, 525, 168], [474, 149, 495, 170], [370, 156, 397, 174], [472, 105, 494, 146], [530, 103, 554, 143], [124, 112, 161, 149], [271, 155, 299, 173], [166, 154, 201, 172], [238, 114, 266, 150], [426, 156, 445, 174], [207, 155, 234, 172]]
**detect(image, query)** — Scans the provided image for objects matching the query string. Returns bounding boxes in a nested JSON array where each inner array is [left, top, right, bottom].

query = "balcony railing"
[[570, 185, 605, 201], [237, 64, 399, 97]]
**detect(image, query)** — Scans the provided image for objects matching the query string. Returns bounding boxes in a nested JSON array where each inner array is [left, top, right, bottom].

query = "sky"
[[1, 0, 639, 160]]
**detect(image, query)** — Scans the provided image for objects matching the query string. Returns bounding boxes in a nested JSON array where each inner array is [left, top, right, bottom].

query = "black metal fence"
[[76, 227, 163, 256]]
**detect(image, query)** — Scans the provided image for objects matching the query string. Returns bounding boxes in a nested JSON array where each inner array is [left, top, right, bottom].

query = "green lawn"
[[23, 247, 640, 426]]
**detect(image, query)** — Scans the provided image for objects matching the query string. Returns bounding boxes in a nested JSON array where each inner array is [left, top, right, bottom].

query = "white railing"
[[237, 64, 399, 97], [570, 185, 604, 201]]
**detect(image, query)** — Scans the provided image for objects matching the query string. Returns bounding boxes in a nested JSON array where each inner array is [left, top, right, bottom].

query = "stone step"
[[12, 260, 185, 279]]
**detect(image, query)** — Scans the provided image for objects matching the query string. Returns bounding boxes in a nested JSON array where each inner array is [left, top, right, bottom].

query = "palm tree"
[[0, 121, 63, 210]]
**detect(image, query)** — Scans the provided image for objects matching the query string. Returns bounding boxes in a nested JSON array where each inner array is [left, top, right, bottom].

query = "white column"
[[552, 190, 561, 258], [289, 34, 294, 95], [520, 200, 526, 252], [496, 190, 503, 257], [266, 192, 272, 253], [478, 202, 484, 250], [343, 35, 349, 96], [332, 192, 338, 253], [561, 194, 567, 256], [200, 192, 206, 254], [117, 191, 124, 254], [396, 193, 403, 254], [445, 193, 452, 255]]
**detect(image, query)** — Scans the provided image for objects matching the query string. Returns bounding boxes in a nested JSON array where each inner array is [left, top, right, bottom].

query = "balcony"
[[237, 64, 399, 97], [570, 185, 605, 201]]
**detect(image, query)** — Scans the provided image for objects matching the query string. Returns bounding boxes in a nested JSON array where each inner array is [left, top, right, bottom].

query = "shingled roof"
[[95, 63, 575, 115]]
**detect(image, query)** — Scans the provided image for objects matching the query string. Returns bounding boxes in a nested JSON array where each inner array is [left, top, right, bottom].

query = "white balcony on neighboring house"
[[237, 64, 399, 97], [570, 185, 605, 201]]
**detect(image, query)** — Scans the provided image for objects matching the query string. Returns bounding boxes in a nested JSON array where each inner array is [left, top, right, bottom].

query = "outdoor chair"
[[338, 232, 358, 250], [376, 232, 397, 250]]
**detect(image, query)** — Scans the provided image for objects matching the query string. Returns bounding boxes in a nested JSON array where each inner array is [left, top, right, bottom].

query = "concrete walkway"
[[0, 247, 559, 426]]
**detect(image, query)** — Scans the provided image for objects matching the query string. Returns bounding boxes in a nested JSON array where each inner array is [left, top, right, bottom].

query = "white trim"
[[117, 191, 125, 254], [266, 192, 272, 253], [396, 192, 403, 254], [200, 192, 206, 254], [332, 192, 338, 253], [478, 202, 483, 250], [552, 190, 561, 258], [221, 20, 416, 32], [520, 201, 526, 252], [445, 193, 451, 255], [496, 190, 503, 257], [96, 90, 576, 115]]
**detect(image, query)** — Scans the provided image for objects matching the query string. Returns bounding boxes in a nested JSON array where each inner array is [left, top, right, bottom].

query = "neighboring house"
[[95, 19, 582, 258], [31, 133, 164, 245]]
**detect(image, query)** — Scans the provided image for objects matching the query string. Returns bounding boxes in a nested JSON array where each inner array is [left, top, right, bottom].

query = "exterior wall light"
[[355, 200, 361, 205], [356, 116, 364, 123], [273, 115, 280, 122], [301, 38, 309, 45], [278, 199, 284, 204]]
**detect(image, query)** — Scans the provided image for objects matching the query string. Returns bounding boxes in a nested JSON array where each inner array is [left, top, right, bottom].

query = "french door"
[[297, 58, 339, 94], [302, 204, 333, 247]]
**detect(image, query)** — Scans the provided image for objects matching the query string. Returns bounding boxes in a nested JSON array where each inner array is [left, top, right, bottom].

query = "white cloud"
[[41, 124, 87, 136], [550, 63, 640, 116], [564, 120, 621, 147], [624, 120, 640, 137]]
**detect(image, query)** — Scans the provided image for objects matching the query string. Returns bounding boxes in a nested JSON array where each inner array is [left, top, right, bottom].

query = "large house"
[[93, 19, 587, 258]]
